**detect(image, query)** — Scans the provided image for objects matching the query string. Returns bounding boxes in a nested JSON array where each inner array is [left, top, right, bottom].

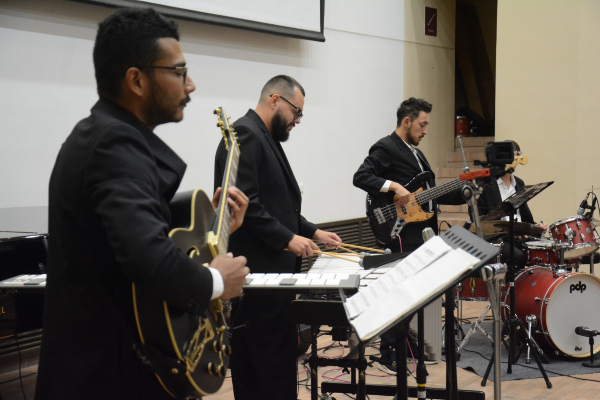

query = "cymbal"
[[471, 221, 545, 237]]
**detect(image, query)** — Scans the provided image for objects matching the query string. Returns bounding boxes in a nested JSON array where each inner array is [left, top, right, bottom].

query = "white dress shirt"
[[209, 267, 224, 299], [497, 175, 522, 222], [381, 138, 432, 211]]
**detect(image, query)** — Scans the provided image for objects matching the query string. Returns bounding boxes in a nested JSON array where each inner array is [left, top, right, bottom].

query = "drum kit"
[[457, 214, 600, 360]]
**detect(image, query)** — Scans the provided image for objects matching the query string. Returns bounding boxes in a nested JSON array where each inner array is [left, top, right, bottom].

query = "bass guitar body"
[[366, 172, 435, 248], [133, 189, 230, 398]]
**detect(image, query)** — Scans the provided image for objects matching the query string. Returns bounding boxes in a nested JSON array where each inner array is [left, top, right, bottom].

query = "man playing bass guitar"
[[353, 97, 465, 373]]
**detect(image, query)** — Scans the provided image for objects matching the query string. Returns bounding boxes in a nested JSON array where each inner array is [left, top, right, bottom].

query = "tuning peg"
[[217, 121, 224, 127], [227, 116, 231, 120], [214, 109, 221, 115]]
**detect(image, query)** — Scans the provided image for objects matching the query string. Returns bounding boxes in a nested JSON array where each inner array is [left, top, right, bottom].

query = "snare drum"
[[456, 277, 488, 301], [503, 266, 600, 357], [550, 216, 598, 259], [523, 240, 578, 268]]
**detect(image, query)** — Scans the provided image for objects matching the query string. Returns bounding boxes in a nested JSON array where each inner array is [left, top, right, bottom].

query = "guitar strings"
[[375, 178, 465, 220]]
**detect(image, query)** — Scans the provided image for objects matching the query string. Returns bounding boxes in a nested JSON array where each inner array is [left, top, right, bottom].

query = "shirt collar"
[[496, 174, 516, 189]]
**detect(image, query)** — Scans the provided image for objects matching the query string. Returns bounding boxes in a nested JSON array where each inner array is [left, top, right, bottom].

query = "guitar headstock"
[[214, 107, 239, 152], [505, 152, 528, 171]]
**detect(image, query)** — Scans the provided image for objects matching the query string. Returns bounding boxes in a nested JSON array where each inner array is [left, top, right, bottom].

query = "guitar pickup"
[[374, 208, 385, 225]]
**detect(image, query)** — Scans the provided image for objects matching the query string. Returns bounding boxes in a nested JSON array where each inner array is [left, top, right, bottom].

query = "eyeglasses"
[[136, 65, 188, 84], [270, 94, 303, 120]]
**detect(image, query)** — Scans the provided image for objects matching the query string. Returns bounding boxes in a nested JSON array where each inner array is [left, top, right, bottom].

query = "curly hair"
[[396, 98, 432, 127], [93, 8, 179, 99]]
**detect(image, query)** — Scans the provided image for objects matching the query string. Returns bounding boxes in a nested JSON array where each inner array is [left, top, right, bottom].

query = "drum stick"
[[285, 249, 360, 263], [339, 243, 384, 254]]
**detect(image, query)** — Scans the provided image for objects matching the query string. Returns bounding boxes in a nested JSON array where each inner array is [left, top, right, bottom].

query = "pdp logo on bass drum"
[[570, 281, 587, 293]]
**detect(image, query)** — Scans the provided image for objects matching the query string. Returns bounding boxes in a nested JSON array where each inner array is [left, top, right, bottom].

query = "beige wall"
[[496, 1, 600, 226], [404, 0, 456, 173]]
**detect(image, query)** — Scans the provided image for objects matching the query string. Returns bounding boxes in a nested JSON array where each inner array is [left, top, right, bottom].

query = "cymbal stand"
[[481, 207, 552, 389]]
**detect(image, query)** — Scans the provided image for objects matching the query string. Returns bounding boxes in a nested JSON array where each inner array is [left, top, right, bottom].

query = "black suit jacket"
[[214, 109, 318, 274], [36, 99, 213, 400], [353, 133, 464, 247], [477, 175, 535, 223], [214, 109, 318, 399]]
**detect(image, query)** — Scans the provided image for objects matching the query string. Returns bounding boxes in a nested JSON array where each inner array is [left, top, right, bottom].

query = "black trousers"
[[230, 293, 298, 400]]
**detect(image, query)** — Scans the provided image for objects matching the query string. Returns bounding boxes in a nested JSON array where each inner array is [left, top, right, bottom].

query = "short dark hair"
[[93, 8, 179, 99], [260, 75, 305, 102], [396, 98, 432, 127]]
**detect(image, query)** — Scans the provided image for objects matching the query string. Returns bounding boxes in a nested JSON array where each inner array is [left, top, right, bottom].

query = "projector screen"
[[73, 0, 325, 42]]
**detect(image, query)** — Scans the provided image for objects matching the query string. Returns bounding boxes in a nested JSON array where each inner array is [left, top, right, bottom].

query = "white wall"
[[0, 0, 404, 224]]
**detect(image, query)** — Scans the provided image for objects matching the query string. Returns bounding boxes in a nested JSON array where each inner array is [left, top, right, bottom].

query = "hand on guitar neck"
[[389, 182, 410, 205], [212, 186, 249, 234], [210, 253, 249, 300]]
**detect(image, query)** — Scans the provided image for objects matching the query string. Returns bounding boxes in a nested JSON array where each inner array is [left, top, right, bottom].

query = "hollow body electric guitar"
[[366, 154, 528, 248], [132, 107, 239, 398]]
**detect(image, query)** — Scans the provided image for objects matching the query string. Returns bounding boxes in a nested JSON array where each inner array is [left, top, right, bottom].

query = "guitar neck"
[[414, 177, 463, 205], [211, 142, 240, 256]]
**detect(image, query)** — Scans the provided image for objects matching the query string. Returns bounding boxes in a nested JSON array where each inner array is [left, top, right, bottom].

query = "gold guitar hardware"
[[132, 106, 240, 398]]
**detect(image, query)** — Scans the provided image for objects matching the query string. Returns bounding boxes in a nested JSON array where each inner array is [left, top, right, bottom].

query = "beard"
[[271, 110, 294, 142], [144, 79, 190, 127], [406, 125, 419, 146]]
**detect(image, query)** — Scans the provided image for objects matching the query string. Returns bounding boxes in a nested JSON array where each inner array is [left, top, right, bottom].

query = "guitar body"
[[365, 172, 436, 247], [133, 189, 230, 398]]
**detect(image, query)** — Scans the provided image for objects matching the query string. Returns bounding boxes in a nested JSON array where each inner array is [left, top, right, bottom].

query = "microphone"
[[577, 194, 590, 216], [422, 227, 436, 243], [575, 326, 599, 337]]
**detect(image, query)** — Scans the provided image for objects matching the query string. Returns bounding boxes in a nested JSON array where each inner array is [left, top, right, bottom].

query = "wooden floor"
[[209, 302, 600, 400], [2, 302, 600, 399]]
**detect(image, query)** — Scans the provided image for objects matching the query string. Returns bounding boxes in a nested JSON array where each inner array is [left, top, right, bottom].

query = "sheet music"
[[347, 245, 480, 341], [343, 236, 451, 320]]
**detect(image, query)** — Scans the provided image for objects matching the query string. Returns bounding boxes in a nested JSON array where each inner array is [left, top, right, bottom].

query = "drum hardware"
[[455, 244, 505, 353], [525, 315, 538, 364], [504, 267, 600, 358], [574, 326, 600, 368], [482, 207, 552, 389]]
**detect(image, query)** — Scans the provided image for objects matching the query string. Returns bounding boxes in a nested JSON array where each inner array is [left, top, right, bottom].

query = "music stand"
[[339, 226, 500, 400], [478, 182, 554, 388]]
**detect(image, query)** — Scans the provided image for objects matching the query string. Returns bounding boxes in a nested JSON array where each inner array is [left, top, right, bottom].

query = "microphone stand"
[[582, 333, 600, 368]]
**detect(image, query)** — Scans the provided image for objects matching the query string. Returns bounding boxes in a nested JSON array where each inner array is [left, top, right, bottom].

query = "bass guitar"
[[132, 107, 240, 398], [365, 165, 507, 248]]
